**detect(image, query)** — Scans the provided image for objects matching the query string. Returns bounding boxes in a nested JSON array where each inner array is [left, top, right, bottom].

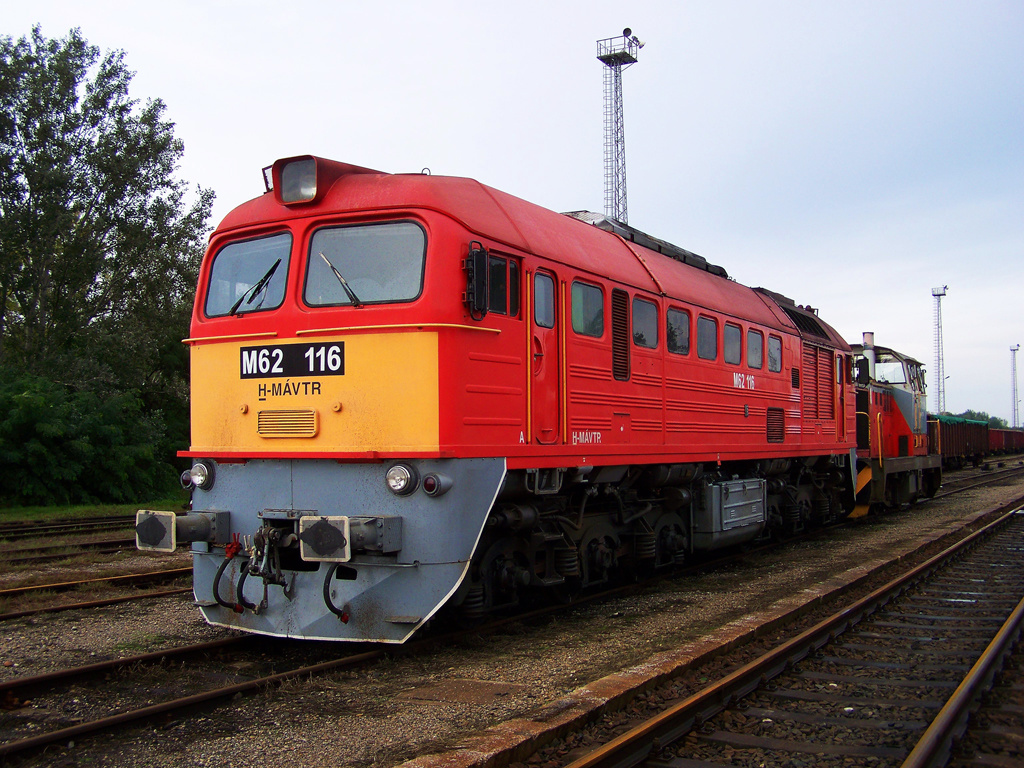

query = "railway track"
[[0, 635, 384, 761], [556, 507, 1024, 768], [0, 537, 141, 566], [0, 566, 191, 600], [0, 514, 137, 542], [935, 463, 1024, 498], [948, 640, 1024, 767]]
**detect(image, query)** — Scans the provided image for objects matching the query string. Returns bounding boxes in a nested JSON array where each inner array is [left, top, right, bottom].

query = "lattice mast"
[[932, 286, 948, 415], [597, 29, 643, 223], [1012, 344, 1020, 429]]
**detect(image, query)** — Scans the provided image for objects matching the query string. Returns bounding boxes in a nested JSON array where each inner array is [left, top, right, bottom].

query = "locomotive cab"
[[850, 332, 941, 511]]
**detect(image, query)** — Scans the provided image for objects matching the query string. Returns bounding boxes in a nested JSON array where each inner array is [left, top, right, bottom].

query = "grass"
[[0, 489, 190, 524], [112, 633, 174, 654]]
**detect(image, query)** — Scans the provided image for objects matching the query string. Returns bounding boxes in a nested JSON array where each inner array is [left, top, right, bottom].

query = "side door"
[[530, 270, 560, 444]]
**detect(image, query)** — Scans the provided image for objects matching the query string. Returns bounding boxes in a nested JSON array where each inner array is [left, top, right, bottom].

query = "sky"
[[5, 1, 1023, 421]]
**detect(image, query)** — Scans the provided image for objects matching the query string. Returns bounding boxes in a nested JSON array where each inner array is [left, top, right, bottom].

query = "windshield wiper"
[[319, 252, 363, 307], [229, 259, 282, 316]]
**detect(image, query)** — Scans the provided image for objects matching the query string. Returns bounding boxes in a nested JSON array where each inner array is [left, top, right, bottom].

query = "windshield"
[[304, 222, 425, 306], [205, 232, 292, 317], [874, 353, 907, 384]]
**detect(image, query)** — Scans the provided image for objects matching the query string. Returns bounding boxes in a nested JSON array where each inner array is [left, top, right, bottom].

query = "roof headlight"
[[385, 464, 418, 496], [279, 157, 317, 203]]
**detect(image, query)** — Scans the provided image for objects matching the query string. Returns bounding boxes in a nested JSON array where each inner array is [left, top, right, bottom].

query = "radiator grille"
[[611, 288, 630, 381], [258, 409, 319, 438], [801, 346, 835, 420], [767, 407, 785, 443]]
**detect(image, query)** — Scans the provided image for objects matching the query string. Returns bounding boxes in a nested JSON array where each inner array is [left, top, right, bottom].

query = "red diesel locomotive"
[[137, 156, 888, 642]]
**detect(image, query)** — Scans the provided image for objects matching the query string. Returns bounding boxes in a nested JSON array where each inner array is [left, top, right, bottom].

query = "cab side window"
[[768, 335, 783, 372], [534, 272, 555, 328], [488, 255, 520, 316]]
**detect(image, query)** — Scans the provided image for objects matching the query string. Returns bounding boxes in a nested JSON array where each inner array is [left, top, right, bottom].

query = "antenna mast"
[[932, 286, 948, 415], [597, 28, 642, 223], [1012, 344, 1020, 429]]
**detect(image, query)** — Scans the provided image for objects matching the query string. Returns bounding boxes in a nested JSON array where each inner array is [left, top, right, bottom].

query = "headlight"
[[185, 461, 216, 491], [385, 464, 418, 495], [278, 157, 317, 203]]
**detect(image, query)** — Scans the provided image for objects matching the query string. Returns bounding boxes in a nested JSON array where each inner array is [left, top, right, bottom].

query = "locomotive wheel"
[[478, 536, 531, 611], [785, 486, 813, 534], [578, 524, 620, 587], [652, 512, 689, 568]]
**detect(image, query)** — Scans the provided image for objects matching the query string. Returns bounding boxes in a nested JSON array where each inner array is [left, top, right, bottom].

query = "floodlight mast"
[[597, 28, 643, 223], [1012, 344, 1020, 429], [932, 286, 948, 415]]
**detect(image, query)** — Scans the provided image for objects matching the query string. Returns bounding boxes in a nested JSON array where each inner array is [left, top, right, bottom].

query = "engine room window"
[[667, 308, 690, 355], [534, 272, 555, 329], [205, 232, 292, 317], [488, 255, 520, 317], [571, 281, 604, 337], [768, 335, 783, 372], [697, 316, 718, 360], [748, 330, 764, 369], [632, 298, 658, 349], [304, 221, 425, 306], [724, 323, 741, 364]]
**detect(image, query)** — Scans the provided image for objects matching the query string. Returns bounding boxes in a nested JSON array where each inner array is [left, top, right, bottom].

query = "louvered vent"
[[611, 288, 630, 381], [791, 367, 800, 389], [802, 348, 818, 418], [767, 408, 785, 443], [801, 346, 835, 420], [817, 351, 835, 419], [258, 409, 319, 438]]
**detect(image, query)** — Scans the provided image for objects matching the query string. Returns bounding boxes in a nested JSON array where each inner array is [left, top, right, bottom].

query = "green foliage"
[[0, 27, 213, 504], [0, 368, 177, 504]]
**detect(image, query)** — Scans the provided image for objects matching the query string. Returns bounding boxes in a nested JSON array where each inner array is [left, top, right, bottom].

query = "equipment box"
[[693, 478, 767, 550]]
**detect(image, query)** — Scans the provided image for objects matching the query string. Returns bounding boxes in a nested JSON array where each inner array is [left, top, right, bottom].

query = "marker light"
[[422, 473, 453, 497], [385, 464, 418, 496]]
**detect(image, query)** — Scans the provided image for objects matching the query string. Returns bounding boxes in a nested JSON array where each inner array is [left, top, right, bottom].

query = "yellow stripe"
[[561, 280, 568, 444], [855, 465, 873, 495], [525, 273, 533, 445], [183, 331, 278, 344]]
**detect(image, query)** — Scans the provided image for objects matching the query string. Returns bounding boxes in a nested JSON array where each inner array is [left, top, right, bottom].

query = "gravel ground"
[[3, 474, 1024, 768]]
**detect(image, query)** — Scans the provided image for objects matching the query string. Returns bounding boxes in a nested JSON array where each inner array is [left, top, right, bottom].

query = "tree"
[[955, 410, 1009, 430], [0, 25, 212, 382], [0, 27, 213, 502]]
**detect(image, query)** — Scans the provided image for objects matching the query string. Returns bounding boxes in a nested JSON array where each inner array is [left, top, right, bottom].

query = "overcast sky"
[[7, 1, 1023, 421]]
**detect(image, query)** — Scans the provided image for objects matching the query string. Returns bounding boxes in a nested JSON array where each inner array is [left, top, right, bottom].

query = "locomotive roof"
[[218, 160, 849, 349]]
